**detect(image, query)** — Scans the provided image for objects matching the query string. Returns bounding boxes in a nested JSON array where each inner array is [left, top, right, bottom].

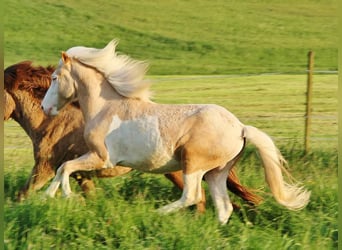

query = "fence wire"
[[4, 71, 338, 149]]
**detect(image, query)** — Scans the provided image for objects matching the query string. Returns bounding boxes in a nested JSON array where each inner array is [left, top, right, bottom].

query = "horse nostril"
[[41, 105, 44, 110]]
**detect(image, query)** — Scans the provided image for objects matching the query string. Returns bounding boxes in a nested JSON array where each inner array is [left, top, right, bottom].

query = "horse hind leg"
[[164, 170, 206, 213], [158, 170, 205, 213], [205, 165, 233, 225]]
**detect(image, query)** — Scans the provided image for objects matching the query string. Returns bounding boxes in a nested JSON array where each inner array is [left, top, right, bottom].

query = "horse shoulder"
[[40, 107, 86, 161], [83, 114, 114, 161]]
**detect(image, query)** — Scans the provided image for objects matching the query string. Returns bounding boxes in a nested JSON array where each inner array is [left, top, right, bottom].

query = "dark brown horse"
[[4, 61, 262, 210]]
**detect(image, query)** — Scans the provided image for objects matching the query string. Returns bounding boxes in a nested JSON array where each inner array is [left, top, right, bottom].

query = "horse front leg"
[[72, 172, 96, 196], [45, 152, 106, 198], [76, 166, 132, 196], [45, 171, 62, 198], [18, 162, 55, 201]]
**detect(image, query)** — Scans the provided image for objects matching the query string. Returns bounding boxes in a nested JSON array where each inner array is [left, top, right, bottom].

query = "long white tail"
[[243, 125, 310, 210]]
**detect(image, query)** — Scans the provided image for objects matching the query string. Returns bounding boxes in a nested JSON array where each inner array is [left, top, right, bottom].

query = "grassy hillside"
[[4, 0, 337, 74]]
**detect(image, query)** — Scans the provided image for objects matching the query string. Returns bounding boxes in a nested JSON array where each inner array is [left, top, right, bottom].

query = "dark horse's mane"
[[5, 61, 54, 100], [5, 61, 79, 107]]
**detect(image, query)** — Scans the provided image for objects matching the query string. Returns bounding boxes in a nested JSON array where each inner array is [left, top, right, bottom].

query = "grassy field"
[[4, 0, 338, 249], [4, 0, 337, 74], [4, 75, 337, 249]]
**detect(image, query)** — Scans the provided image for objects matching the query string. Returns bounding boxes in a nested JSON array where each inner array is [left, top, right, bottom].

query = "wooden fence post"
[[304, 51, 314, 153]]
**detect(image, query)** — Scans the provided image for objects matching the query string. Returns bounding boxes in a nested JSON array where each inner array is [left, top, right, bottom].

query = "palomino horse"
[[42, 40, 310, 224], [5, 61, 262, 209]]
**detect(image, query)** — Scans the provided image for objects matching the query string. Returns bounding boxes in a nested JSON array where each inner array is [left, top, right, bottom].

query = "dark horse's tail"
[[226, 168, 263, 207], [225, 137, 263, 207]]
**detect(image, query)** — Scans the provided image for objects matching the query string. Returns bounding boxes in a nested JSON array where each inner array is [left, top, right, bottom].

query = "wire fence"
[[150, 70, 338, 82], [4, 70, 338, 151], [150, 69, 338, 150]]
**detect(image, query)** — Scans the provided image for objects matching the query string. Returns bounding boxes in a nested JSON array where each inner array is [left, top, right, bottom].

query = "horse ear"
[[61, 52, 70, 64]]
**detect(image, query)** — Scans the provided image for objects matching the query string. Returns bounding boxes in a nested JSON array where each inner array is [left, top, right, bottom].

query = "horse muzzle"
[[41, 105, 59, 116]]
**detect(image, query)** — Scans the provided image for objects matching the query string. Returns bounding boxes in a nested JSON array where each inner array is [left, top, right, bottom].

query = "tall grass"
[[4, 150, 338, 249]]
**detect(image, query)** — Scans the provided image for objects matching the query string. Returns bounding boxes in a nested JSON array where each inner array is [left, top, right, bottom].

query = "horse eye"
[[52, 76, 58, 81]]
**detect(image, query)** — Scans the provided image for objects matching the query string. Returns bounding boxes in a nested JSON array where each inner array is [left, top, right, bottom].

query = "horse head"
[[4, 62, 25, 120], [41, 52, 78, 116], [42, 39, 151, 117]]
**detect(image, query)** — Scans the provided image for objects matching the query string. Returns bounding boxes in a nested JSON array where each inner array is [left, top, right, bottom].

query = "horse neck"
[[11, 91, 47, 141], [74, 66, 121, 122], [82, 91, 123, 123]]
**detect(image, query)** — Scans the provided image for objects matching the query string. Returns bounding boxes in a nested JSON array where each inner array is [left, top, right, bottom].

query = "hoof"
[[157, 200, 183, 214]]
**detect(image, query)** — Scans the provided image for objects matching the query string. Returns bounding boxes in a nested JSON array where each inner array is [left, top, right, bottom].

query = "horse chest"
[[105, 115, 178, 173]]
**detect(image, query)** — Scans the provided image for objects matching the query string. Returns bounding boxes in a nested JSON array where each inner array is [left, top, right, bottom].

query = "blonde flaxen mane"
[[66, 39, 151, 100]]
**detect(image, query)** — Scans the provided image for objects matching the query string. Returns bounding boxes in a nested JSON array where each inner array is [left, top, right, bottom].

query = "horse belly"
[[105, 115, 180, 173]]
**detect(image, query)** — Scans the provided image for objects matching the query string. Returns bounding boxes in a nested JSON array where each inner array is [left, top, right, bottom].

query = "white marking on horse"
[[105, 115, 178, 172], [41, 79, 59, 116]]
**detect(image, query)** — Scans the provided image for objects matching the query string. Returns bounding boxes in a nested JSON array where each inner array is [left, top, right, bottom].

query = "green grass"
[[4, 75, 337, 249], [4, 0, 337, 74]]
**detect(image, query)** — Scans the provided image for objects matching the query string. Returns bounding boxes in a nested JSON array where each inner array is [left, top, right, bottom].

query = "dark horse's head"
[[4, 61, 55, 120]]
